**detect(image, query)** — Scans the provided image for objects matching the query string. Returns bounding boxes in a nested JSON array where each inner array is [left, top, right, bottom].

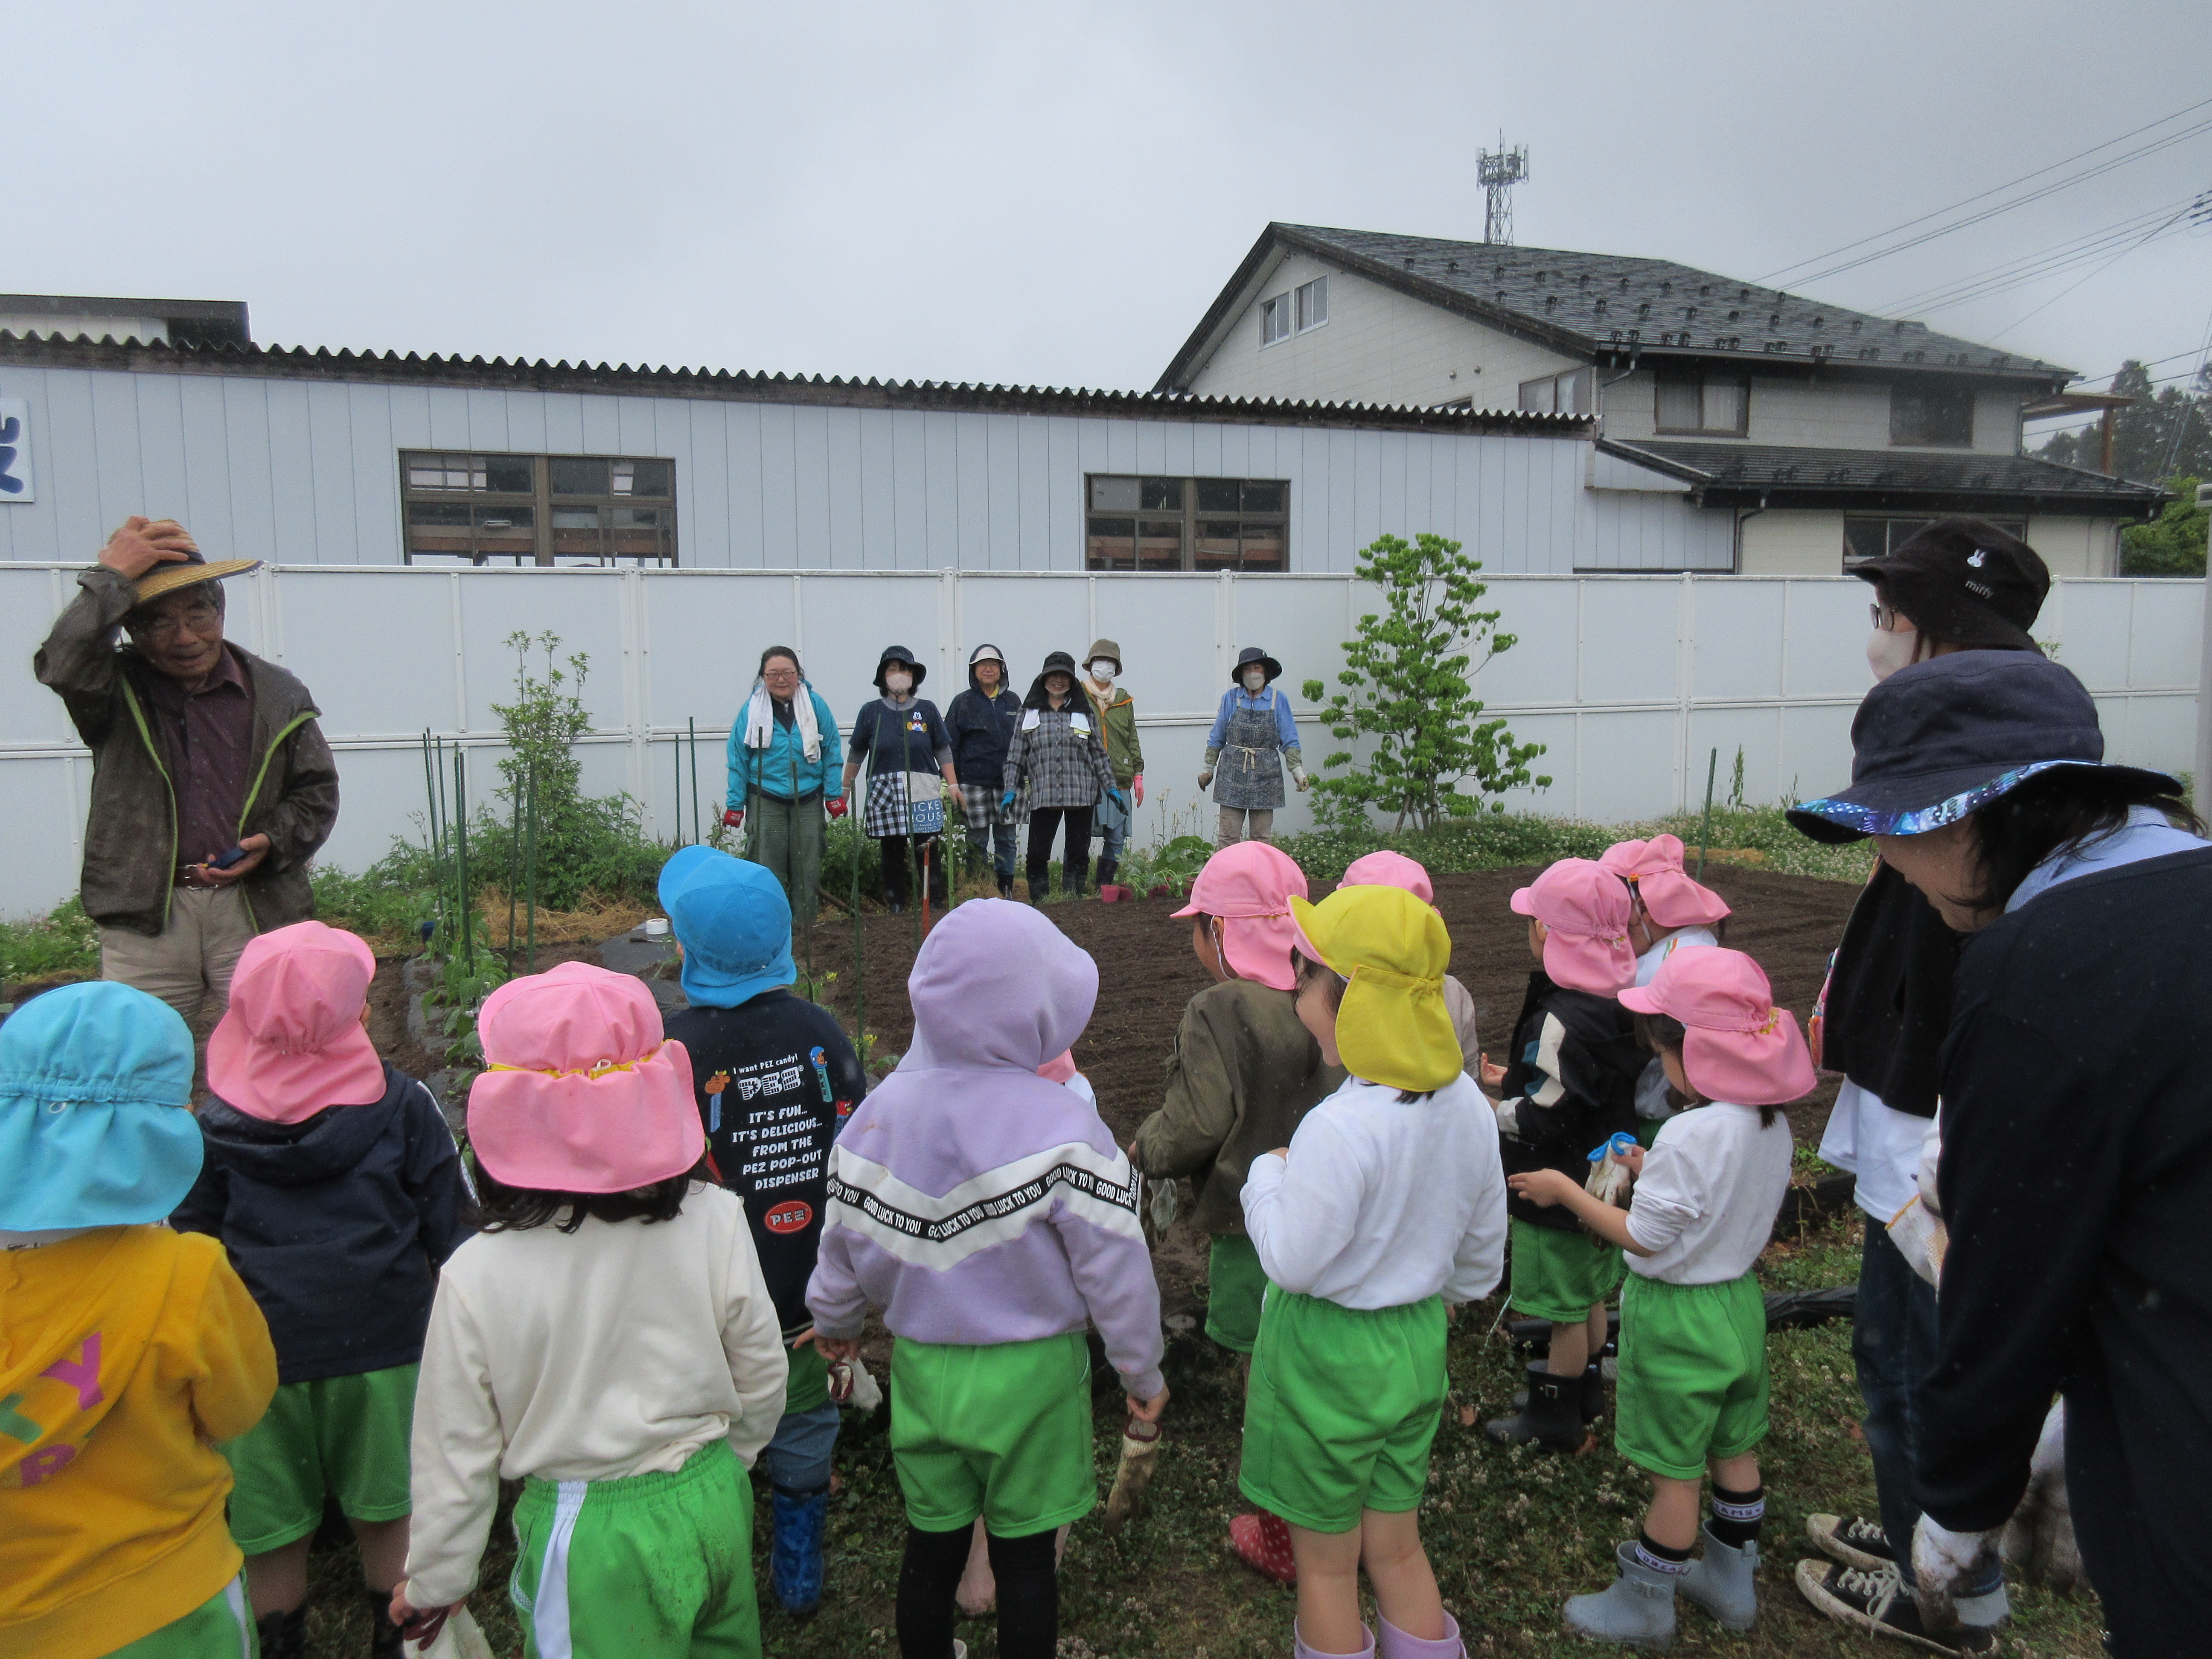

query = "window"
[[1295, 276, 1328, 332], [1260, 277, 1327, 348], [1844, 515, 2024, 571], [1261, 294, 1291, 346], [400, 452, 677, 565], [1085, 476, 1289, 571], [1517, 369, 1592, 416], [1889, 382, 1975, 447], [1653, 372, 1750, 435]]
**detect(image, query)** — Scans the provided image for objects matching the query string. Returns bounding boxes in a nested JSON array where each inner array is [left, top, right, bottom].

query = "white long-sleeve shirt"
[[404, 1183, 788, 1607], [1624, 1101, 1792, 1284], [1241, 1073, 1506, 1309]]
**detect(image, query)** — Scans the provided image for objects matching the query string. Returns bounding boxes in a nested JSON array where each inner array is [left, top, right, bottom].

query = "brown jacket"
[[1130, 978, 1344, 1235], [34, 566, 340, 937]]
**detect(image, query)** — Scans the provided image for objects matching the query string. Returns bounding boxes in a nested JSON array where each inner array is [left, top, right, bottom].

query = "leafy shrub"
[[0, 897, 101, 986]]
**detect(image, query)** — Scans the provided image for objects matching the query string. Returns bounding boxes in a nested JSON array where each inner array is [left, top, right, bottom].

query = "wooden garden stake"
[[1695, 746, 1718, 883]]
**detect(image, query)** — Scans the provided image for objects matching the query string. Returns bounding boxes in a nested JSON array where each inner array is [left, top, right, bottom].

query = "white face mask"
[[1241, 669, 1267, 692], [1089, 662, 1115, 684], [885, 670, 914, 694], [1866, 627, 1920, 683]]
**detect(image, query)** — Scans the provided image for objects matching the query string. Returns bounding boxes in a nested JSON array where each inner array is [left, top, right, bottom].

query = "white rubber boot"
[[1679, 1523, 1758, 1630], [1563, 1541, 1678, 1649]]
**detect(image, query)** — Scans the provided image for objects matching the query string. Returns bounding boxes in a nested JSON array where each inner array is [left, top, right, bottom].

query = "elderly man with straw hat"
[[34, 516, 340, 1023]]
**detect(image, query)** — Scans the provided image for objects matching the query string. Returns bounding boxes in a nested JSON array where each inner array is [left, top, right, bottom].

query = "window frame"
[[399, 451, 678, 566], [1260, 294, 1292, 347], [1843, 514, 2025, 573], [1652, 371, 1751, 437], [1518, 368, 1593, 416], [1295, 275, 1329, 333], [1084, 474, 1291, 572], [1888, 381, 1976, 448]]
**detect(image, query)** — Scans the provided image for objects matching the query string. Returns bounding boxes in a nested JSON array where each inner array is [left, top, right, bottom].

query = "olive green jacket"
[[1083, 684, 1144, 787]]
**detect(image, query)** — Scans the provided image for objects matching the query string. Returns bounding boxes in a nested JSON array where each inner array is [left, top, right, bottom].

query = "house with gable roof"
[[1157, 224, 2162, 574]]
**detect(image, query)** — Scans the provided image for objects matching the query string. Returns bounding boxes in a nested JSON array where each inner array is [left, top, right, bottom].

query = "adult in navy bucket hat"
[[658, 846, 870, 1616], [1793, 649, 2212, 1657]]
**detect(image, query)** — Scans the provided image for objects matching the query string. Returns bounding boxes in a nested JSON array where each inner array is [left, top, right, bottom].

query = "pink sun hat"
[[1598, 834, 1732, 929], [1619, 946, 1815, 1106], [1339, 849, 1435, 905], [467, 961, 704, 1193], [1508, 858, 1638, 995], [1172, 841, 1309, 991], [206, 920, 387, 1123]]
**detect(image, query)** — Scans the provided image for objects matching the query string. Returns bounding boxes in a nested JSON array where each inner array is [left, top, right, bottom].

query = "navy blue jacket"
[[172, 1064, 474, 1383], [946, 671, 1023, 788]]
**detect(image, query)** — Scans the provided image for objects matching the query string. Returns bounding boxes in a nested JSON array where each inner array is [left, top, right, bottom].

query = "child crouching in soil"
[[1508, 946, 1806, 1644], [391, 961, 789, 1658], [1241, 883, 1507, 1659], [809, 899, 1166, 1659], [173, 920, 472, 1659]]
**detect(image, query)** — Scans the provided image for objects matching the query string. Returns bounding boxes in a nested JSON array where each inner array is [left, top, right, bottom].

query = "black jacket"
[[1819, 861, 1962, 1117], [1918, 848, 2212, 1651], [171, 1064, 473, 1383], [665, 990, 870, 1336], [1496, 971, 1645, 1232], [946, 672, 1022, 788]]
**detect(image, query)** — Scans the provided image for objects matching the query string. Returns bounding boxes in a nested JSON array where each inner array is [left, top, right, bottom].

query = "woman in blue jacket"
[[726, 646, 846, 928]]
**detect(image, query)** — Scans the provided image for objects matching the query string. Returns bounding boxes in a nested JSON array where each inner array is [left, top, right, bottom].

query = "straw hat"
[[1289, 884, 1460, 1094], [132, 544, 263, 606]]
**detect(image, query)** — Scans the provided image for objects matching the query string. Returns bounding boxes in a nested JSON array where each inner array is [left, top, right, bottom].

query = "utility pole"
[[1479, 137, 1529, 246]]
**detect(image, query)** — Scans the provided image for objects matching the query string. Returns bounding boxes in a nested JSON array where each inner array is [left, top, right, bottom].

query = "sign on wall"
[[0, 399, 31, 502]]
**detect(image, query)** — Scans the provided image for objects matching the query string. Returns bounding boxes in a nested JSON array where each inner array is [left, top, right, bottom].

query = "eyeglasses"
[[1869, 603, 1902, 632], [762, 667, 800, 682], [134, 603, 221, 641]]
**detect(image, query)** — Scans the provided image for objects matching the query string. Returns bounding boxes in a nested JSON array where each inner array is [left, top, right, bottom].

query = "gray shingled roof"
[[1602, 438, 2160, 514], [1159, 224, 2076, 391]]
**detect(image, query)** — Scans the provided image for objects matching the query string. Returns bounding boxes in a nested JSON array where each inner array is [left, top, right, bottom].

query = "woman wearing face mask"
[[842, 645, 959, 914], [1000, 652, 1122, 902], [1793, 520, 2053, 1647], [1203, 647, 1307, 849]]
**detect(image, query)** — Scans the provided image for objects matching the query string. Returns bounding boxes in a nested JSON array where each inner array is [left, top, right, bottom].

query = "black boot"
[[1096, 856, 1118, 891], [366, 1589, 405, 1659], [1510, 1362, 1607, 1423], [255, 1607, 307, 1659], [997, 876, 1014, 899], [1484, 1364, 1587, 1450]]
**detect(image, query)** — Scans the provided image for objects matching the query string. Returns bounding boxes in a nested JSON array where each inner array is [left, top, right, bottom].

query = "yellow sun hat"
[[1289, 883, 1459, 1093], [132, 536, 263, 605]]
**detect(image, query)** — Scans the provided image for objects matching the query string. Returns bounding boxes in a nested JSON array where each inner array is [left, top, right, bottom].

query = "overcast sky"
[[10, 0, 2210, 428]]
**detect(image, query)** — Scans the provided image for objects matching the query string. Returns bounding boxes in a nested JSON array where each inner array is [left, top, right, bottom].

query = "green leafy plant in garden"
[[0, 897, 101, 988], [2120, 475, 2208, 576], [1301, 532, 1551, 832]]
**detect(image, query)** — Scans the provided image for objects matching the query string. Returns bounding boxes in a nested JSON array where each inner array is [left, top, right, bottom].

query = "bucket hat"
[[1231, 646, 1282, 685], [1039, 650, 1079, 678], [1289, 884, 1460, 1093], [131, 539, 264, 607], [1853, 518, 2049, 652], [1339, 849, 1436, 905], [658, 844, 796, 1009], [1172, 841, 1310, 990], [1787, 652, 2176, 844], [1597, 835, 1731, 930], [0, 981, 203, 1230], [1084, 639, 1123, 675], [874, 644, 927, 692], [467, 961, 704, 1193], [1619, 947, 1814, 1107], [1508, 859, 1637, 995], [206, 921, 386, 1123]]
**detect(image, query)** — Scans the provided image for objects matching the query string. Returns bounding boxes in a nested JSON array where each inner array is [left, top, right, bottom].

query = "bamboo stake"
[[1694, 746, 1719, 884], [506, 756, 522, 958], [671, 733, 683, 848], [524, 760, 540, 975], [453, 748, 474, 971], [689, 716, 701, 847]]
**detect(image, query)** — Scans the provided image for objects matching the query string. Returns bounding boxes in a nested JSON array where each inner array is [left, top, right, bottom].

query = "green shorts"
[[785, 1342, 830, 1414], [1614, 1272, 1770, 1481], [223, 1363, 417, 1553], [1509, 1215, 1626, 1324], [888, 1332, 1095, 1537], [1205, 1232, 1269, 1355], [510, 1438, 757, 1659], [1238, 1290, 1447, 1534], [105, 1576, 253, 1659]]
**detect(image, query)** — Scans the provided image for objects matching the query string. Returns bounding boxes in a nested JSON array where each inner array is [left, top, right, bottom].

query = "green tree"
[[2120, 475, 2208, 576], [1300, 532, 1550, 831], [2036, 360, 2212, 482]]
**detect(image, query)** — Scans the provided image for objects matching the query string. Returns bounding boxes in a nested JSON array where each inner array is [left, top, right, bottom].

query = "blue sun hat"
[[658, 845, 796, 1008], [1788, 652, 2179, 845], [0, 981, 204, 1231]]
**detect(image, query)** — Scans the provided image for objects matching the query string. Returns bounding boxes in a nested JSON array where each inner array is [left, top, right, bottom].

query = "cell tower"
[[1478, 137, 1529, 246]]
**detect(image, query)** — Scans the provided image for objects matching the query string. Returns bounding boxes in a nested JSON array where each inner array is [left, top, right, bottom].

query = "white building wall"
[[1182, 254, 1583, 411], [1739, 510, 1847, 575], [2024, 515, 2113, 578], [1597, 370, 2021, 456]]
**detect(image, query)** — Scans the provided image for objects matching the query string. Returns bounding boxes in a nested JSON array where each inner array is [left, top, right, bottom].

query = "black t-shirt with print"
[[665, 990, 869, 1335]]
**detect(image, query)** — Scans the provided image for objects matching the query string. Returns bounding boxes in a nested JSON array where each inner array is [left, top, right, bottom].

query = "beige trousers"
[[99, 885, 256, 1027], [1217, 806, 1275, 847]]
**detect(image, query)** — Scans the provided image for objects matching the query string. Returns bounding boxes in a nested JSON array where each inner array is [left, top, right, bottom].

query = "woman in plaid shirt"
[[1001, 651, 1123, 902]]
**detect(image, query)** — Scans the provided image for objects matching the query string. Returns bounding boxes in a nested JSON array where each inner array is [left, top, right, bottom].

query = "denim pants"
[[762, 1400, 842, 1496], [1092, 786, 1130, 872]]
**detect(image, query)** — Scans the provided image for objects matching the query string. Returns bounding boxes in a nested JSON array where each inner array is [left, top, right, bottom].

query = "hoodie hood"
[[902, 898, 1096, 1073], [198, 1063, 410, 1187]]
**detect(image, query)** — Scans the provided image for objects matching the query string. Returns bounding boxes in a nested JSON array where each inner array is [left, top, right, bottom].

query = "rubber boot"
[[1679, 1523, 1757, 1631], [1378, 1610, 1463, 1658], [256, 1608, 307, 1659], [1295, 1621, 1377, 1659], [1511, 1362, 1606, 1423], [1563, 1541, 1678, 1648], [771, 1486, 828, 1614], [1484, 1365, 1585, 1450], [1229, 1510, 1298, 1583], [997, 876, 1014, 899], [364, 1589, 405, 1659]]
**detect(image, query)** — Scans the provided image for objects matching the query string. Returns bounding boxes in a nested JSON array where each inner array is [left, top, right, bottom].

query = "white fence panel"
[[2, 565, 2200, 919]]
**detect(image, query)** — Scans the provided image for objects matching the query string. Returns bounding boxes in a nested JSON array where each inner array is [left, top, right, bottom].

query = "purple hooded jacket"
[[806, 899, 1166, 1401]]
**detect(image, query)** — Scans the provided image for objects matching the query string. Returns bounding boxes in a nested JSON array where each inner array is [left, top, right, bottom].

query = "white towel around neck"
[[742, 679, 822, 763]]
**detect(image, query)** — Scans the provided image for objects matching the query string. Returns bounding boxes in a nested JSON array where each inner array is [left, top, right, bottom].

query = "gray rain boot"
[[1679, 1524, 1758, 1630], [1563, 1541, 1678, 1649]]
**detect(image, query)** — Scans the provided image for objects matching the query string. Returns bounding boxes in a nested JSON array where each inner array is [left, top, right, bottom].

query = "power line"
[[1871, 197, 2196, 314], [1985, 200, 2203, 344], [2075, 348, 2212, 384]]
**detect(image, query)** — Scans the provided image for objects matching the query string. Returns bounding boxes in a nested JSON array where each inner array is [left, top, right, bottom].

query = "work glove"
[[1132, 773, 1144, 806], [1909, 1515, 2002, 1634], [825, 796, 848, 819], [1291, 764, 1311, 793], [1197, 770, 1214, 789], [1105, 788, 1126, 812], [723, 806, 745, 830], [999, 790, 1018, 813], [2001, 1400, 2080, 1593]]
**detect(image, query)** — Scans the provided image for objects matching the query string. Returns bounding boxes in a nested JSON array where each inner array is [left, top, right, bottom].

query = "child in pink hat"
[[1338, 851, 1479, 1072], [1599, 835, 1730, 1132], [175, 920, 470, 1659], [390, 962, 789, 1659], [1484, 860, 1647, 1452], [1509, 946, 1807, 1644], [1133, 840, 1342, 1583]]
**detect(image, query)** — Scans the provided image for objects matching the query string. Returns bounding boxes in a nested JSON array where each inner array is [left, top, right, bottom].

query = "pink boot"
[[1378, 1611, 1463, 1659], [1295, 1623, 1376, 1659]]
